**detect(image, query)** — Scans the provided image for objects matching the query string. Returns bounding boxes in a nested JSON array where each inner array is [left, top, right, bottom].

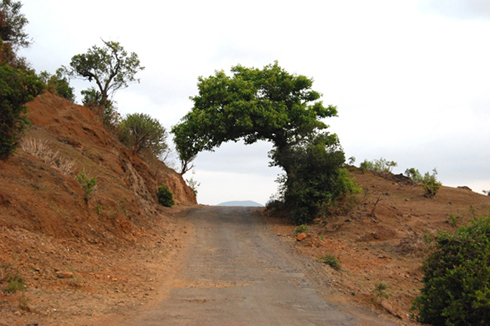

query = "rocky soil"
[[0, 92, 196, 325]]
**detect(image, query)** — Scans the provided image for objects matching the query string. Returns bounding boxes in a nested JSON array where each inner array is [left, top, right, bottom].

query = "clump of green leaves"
[[294, 224, 309, 234], [412, 215, 490, 325], [372, 282, 391, 303], [421, 168, 442, 198], [360, 157, 397, 173], [449, 214, 459, 227], [0, 64, 44, 160], [185, 175, 200, 198], [118, 112, 169, 158], [318, 254, 341, 271], [39, 68, 75, 101], [157, 185, 174, 207], [76, 170, 97, 203], [405, 168, 423, 183]]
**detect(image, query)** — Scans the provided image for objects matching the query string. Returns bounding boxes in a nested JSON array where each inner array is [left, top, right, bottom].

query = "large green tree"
[[66, 40, 144, 109], [172, 62, 358, 223]]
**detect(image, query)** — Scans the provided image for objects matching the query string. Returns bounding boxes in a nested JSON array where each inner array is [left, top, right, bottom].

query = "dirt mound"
[[0, 92, 196, 325]]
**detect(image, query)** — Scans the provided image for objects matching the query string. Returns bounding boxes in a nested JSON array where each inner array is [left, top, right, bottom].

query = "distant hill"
[[217, 200, 264, 207]]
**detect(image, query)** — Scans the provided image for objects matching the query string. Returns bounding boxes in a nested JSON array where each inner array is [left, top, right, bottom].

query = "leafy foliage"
[[157, 185, 174, 207], [422, 168, 442, 198], [76, 170, 97, 203], [405, 167, 423, 183], [119, 113, 169, 157], [372, 282, 391, 303], [185, 174, 200, 198], [277, 133, 361, 224], [318, 254, 341, 270], [172, 62, 357, 223], [360, 157, 397, 172], [0, 0, 29, 49], [39, 68, 75, 101], [413, 215, 490, 325], [0, 63, 44, 160], [294, 224, 309, 234], [66, 40, 144, 124]]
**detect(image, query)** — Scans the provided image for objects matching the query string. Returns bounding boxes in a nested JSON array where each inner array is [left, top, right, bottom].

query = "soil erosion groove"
[[112, 206, 400, 326]]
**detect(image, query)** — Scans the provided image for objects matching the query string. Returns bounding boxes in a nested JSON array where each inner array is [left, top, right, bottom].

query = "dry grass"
[[20, 137, 75, 175]]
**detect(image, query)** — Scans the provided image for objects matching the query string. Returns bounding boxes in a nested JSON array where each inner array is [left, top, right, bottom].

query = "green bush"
[[372, 282, 391, 303], [157, 185, 174, 207], [118, 113, 169, 157], [0, 64, 44, 160], [318, 254, 341, 270], [421, 169, 442, 198], [39, 68, 75, 101], [405, 168, 423, 183], [360, 157, 397, 172], [76, 170, 97, 202], [278, 133, 361, 225], [412, 215, 490, 325], [294, 224, 309, 234]]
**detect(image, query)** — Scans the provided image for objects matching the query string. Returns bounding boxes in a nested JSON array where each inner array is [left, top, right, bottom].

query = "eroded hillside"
[[0, 92, 196, 325], [270, 168, 490, 321]]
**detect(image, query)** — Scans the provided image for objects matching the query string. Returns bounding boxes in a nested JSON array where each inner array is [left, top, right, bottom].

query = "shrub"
[[76, 170, 97, 203], [421, 168, 442, 198], [294, 224, 309, 234], [405, 168, 423, 183], [157, 185, 174, 207], [118, 113, 169, 158], [412, 215, 490, 325], [39, 68, 75, 101], [318, 254, 341, 270], [0, 64, 44, 160], [360, 157, 397, 172], [372, 282, 391, 304]]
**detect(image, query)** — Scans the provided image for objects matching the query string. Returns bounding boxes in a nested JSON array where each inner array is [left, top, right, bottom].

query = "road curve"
[[121, 206, 401, 326]]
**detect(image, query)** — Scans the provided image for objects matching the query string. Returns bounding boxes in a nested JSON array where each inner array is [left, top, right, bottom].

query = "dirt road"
[[106, 206, 405, 326]]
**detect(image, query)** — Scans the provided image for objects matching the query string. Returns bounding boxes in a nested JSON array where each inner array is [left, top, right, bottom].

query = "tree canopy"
[[172, 61, 337, 174], [0, 0, 30, 49], [66, 40, 144, 107], [172, 62, 359, 223]]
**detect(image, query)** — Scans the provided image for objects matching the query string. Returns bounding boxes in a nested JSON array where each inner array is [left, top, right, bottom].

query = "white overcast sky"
[[19, 0, 490, 205]]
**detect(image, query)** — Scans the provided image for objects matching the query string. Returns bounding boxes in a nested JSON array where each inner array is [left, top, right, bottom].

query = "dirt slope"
[[0, 92, 196, 325], [269, 168, 490, 322]]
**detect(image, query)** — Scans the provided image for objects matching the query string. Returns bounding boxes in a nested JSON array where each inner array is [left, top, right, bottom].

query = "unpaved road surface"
[[103, 206, 404, 326]]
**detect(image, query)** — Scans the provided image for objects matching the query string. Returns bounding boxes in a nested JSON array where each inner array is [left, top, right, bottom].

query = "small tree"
[[413, 215, 490, 325], [66, 40, 144, 122], [421, 168, 442, 198], [119, 113, 169, 157], [0, 64, 44, 160]]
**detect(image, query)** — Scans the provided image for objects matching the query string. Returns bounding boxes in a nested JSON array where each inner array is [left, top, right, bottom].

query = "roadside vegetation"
[[172, 62, 360, 224]]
